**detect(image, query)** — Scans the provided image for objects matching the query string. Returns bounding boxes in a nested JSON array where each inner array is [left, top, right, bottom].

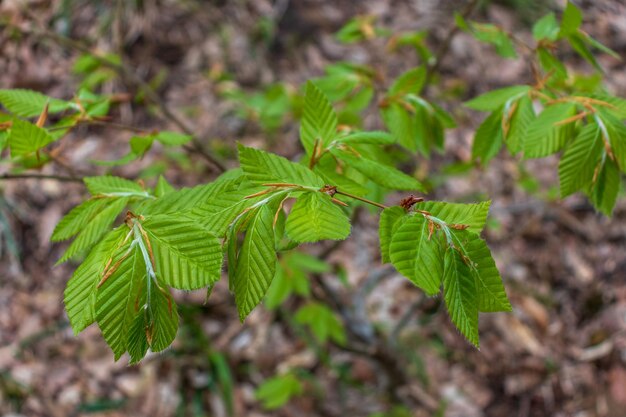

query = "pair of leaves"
[[380, 201, 510, 346]]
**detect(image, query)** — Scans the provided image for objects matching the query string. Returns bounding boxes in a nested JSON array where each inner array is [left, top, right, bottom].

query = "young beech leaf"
[[334, 131, 395, 146], [586, 158, 620, 216], [598, 110, 626, 173], [84, 176, 149, 197], [141, 215, 224, 290], [558, 123, 603, 198], [472, 107, 504, 164], [300, 81, 338, 156], [523, 103, 577, 158], [389, 215, 443, 295], [64, 227, 128, 334], [0, 89, 72, 117], [415, 201, 491, 233], [505, 95, 535, 154], [232, 204, 278, 321], [532, 13, 559, 41], [379, 206, 406, 263], [256, 374, 303, 410], [451, 230, 511, 313], [389, 67, 426, 96], [381, 103, 419, 152], [465, 85, 530, 112], [238, 144, 324, 187], [285, 192, 350, 243], [154, 175, 175, 198], [96, 243, 147, 360], [442, 247, 479, 347], [8, 118, 55, 157], [52, 198, 111, 242], [57, 197, 129, 264]]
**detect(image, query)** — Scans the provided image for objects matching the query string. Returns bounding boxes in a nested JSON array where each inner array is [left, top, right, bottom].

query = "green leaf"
[[300, 81, 338, 155], [454, 230, 511, 312], [232, 204, 277, 321], [285, 192, 351, 242], [587, 158, 620, 216], [523, 103, 577, 158], [84, 176, 150, 197], [567, 33, 602, 71], [559, 123, 603, 197], [238, 144, 324, 187], [379, 206, 406, 263], [442, 247, 479, 347], [597, 111, 626, 173], [389, 215, 443, 295], [154, 131, 193, 146], [560, 1, 583, 36], [532, 13, 559, 41], [148, 283, 179, 352], [389, 67, 427, 96], [472, 108, 503, 164], [537, 48, 568, 81], [127, 311, 149, 364], [295, 302, 346, 345], [334, 131, 395, 146], [0, 89, 72, 117], [381, 103, 418, 152], [8, 118, 56, 156], [465, 86, 530, 112], [96, 243, 146, 360], [505, 95, 535, 154], [58, 198, 129, 264], [333, 149, 424, 191], [256, 374, 303, 410], [64, 227, 128, 334], [415, 201, 491, 233], [142, 215, 224, 290], [129, 135, 154, 155], [52, 198, 111, 242], [154, 175, 175, 198]]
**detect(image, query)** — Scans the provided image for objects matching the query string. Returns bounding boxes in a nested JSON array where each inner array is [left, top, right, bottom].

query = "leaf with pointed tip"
[[300, 81, 338, 155], [453, 230, 511, 313], [472, 107, 503, 164], [505, 95, 535, 154], [142, 215, 223, 290], [84, 176, 150, 198], [523, 103, 577, 158], [8, 119, 56, 156], [597, 111, 626, 173], [389, 215, 443, 295], [379, 206, 406, 263], [154, 175, 175, 198], [465, 86, 530, 112], [148, 285, 179, 352], [57, 198, 129, 264], [232, 204, 277, 321], [52, 198, 111, 242], [0, 89, 72, 117], [64, 227, 129, 334], [442, 248, 479, 347], [285, 192, 350, 243], [558, 123, 603, 197], [389, 67, 426, 96], [333, 131, 395, 146], [238, 144, 324, 187], [96, 243, 146, 360], [381, 103, 418, 152], [586, 158, 620, 216]]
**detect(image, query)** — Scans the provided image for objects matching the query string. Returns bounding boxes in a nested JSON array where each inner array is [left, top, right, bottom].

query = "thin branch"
[[335, 189, 388, 210], [425, 0, 480, 83], [0, 173, 83, 183]]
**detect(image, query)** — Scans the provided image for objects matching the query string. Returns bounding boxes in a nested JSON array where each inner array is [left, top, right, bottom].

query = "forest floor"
[[1, 1, 626, 416]]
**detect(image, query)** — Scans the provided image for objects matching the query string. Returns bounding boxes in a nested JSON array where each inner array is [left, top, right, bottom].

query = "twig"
[[335, 189, 388, 210], [425, 0, 481, 83], [0, 173, 83, 183]]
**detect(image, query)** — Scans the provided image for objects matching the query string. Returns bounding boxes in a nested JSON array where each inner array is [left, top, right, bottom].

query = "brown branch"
[[0, 173, 83, 183]]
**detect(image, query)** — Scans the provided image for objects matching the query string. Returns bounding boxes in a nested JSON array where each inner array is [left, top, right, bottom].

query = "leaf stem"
[[334, 189, 388, 210]]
